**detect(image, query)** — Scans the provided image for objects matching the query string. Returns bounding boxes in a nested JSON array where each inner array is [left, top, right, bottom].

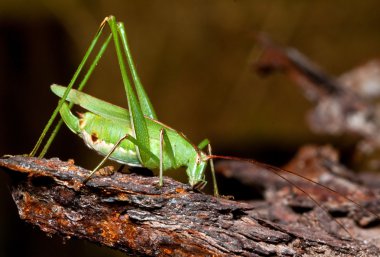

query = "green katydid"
[[29, 16, 378, 236], [30, 15, 219, 195]]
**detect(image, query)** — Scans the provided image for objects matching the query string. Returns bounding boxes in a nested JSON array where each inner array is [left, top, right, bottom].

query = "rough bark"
[[0, 155, 379, 256], [216, 145, 380, 254]]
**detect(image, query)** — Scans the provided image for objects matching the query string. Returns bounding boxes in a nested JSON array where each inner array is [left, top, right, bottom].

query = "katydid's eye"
[[91, 132, 99, 143]]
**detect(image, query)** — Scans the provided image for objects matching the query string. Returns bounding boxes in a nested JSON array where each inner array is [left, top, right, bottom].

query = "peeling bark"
[[0, 155, 379, 256]]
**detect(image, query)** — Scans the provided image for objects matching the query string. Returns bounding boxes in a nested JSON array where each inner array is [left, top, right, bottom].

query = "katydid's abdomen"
[[80, 112, 142, 167], [59, 101, 200, 172]]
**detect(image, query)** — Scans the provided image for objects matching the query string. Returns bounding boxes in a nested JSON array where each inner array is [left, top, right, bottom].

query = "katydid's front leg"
[[207, 144, 219, 197], [198, 139, 219, 197]]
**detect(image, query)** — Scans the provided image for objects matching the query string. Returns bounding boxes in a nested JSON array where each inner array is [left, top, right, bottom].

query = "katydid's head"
[[186, 151, 208, 188]]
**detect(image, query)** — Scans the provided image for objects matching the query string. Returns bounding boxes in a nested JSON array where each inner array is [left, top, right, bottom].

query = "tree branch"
[[0, 155, 378, 256]]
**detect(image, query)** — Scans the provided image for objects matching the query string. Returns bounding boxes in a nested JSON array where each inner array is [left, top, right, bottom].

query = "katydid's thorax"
[[144, 117, 209, 186]]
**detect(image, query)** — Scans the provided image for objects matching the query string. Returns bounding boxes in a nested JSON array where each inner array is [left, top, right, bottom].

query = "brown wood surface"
[[0, 154, 379, 256]]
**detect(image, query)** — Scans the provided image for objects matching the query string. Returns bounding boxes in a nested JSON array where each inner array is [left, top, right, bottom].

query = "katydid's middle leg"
[[158, 128, 178, 187], [84, 133, 158, 183], [83, 134, 132, 183]]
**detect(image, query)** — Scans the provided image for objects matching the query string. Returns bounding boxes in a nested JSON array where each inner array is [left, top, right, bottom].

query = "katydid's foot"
[[193, 181, 207, 191], [220, 195, 234, 200], [83, 166, 115, 183], [83, 169, 97, 183], [83, 175, 92, 184]]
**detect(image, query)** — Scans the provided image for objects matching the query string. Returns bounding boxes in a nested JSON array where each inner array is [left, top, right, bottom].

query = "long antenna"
[[208, 154, 379, 238]]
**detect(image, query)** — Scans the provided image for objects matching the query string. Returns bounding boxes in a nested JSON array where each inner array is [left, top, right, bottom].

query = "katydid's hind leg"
[[30, 19, 111, 158], [207, 144, 220, 197]]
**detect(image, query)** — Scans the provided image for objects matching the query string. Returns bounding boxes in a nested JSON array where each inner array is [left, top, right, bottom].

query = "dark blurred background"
[[1, 1, 380, 256]]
